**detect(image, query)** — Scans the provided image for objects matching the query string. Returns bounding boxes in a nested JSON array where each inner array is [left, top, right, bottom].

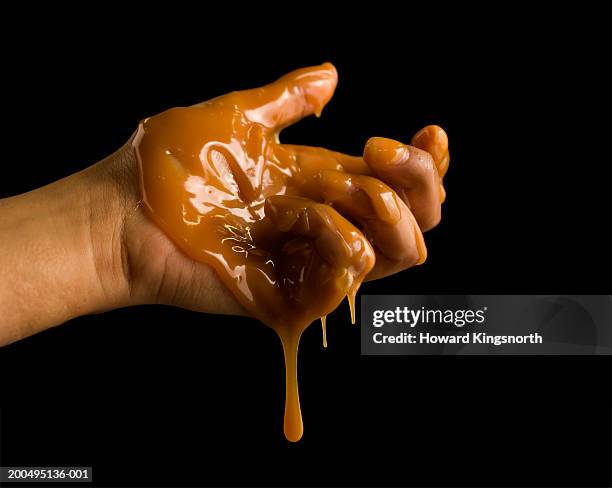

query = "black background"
[[1, 7, 610, 488]]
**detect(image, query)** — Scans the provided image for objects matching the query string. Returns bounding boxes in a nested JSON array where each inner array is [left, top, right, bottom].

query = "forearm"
[[0, 153, 131, 346]]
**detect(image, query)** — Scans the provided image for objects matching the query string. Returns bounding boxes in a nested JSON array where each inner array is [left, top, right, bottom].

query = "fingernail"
[[363, 137, 408, 167]]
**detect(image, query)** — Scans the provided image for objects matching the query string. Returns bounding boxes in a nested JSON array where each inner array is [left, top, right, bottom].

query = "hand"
[[123, 63, 450, 329], [0, 63, 449, 346]]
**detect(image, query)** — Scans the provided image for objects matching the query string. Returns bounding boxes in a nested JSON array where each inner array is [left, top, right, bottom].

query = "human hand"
[[122, 63, 450, 329], [0, 63, 449, 346]]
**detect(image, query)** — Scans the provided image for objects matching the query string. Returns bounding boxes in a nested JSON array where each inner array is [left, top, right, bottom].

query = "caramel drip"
[[320, 315, 328, 348], [348, 289, 357, 325], [279, 329, 303, 442]]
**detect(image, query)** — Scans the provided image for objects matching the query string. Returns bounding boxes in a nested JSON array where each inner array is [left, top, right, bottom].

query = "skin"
[[0, 63, 449, 347]]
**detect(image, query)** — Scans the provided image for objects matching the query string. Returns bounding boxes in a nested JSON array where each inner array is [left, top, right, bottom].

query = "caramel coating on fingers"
[[364, 129, 450, 231], [411, 125, 450, 203]]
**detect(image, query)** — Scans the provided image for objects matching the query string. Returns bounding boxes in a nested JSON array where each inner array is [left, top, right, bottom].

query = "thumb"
[[234, 62, 338, 130]]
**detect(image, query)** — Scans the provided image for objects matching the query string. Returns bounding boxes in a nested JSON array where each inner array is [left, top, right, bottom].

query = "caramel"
[[133, 63, 448, 441]]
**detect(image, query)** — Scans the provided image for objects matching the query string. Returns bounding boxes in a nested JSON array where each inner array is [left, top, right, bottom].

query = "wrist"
[[82, 142, 140, 310], [0, 144, 137, 345]]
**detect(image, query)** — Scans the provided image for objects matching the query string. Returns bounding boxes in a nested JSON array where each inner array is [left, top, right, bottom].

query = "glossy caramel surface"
[[133, 63, 448, 441]]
